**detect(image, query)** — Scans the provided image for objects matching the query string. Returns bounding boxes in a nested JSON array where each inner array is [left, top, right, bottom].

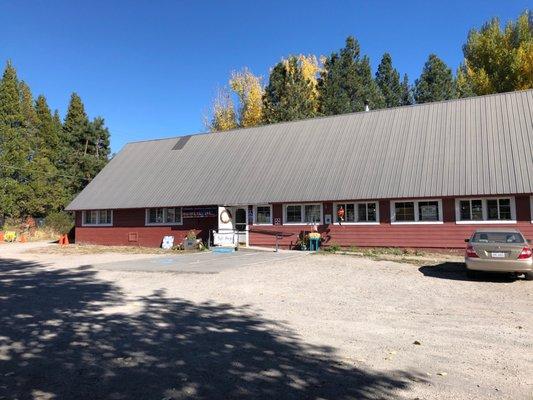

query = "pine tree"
[[262, 56, 318, 123], [63, 92, 106, 194], [30, 95, 69, 215], [375, 53, 403, 108], [0, 61, 32, 217], [318, 36, 384, 115], [35, 95, 61, 162], [63, 92, 90, 151], [357, 56, 385, 110], [414, 54, 456, 104], [400, 74, 413, 105]]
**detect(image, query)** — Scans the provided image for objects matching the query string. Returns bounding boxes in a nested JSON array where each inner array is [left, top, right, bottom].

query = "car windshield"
[[471, 231, 525, 244]]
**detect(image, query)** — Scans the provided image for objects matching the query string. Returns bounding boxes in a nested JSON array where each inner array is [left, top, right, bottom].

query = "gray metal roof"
[[66, 90, 533, 211]]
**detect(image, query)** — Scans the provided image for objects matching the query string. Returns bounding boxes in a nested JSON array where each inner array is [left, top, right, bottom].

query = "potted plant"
[[183, 230, 197, 250]]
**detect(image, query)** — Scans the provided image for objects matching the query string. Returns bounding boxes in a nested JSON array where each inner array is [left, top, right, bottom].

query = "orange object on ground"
[[63, 234, 69, 245], [20, 234, 27, 243], [58, 235, 64, 245], [0, 232, 3, 241]]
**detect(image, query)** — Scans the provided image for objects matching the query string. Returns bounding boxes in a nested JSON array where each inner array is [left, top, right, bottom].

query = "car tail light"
[[465, 245, 479, 258], [518, 247, 532, 259]]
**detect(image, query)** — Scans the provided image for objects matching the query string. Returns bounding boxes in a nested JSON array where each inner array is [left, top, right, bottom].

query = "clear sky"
[[1, 1, 530, 153]]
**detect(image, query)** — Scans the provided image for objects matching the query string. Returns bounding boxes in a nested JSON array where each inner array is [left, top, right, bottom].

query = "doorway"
[[235, 208, 247, 245]]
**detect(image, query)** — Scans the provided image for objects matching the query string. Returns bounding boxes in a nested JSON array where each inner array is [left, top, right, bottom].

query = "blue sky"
[[1, 1, 530, 153]]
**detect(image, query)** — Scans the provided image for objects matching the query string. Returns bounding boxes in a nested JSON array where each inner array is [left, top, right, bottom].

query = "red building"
[[67, 90, 533, 249]]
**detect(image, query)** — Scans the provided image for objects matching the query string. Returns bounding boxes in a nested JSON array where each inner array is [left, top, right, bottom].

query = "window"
[[335, 202, 379, 224], [285, 205, 302, 223], [456, 198, 515, 223], [394, 202, 415, 222], [391, 200, 443, 224], [82, 210, 113, 226], [304, 204, 322, 223], [487, 199, 511, 220], [254, 205, 272, 225], [460, 199, 483, 221], [146, 207, 182, 225], [417, 201, 439, 222], [283, 204, 322, 224]]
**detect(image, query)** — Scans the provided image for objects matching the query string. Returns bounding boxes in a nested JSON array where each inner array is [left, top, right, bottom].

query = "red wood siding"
[[249, 196, 533, 249], [75, 209, 217, 247], [74, 196, 533, 249]]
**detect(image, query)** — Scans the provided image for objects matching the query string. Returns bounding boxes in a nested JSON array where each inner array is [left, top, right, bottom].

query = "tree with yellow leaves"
[[206, 87, 238, 132], [458, 10, 532, 97], [229, 68, 264, 128]]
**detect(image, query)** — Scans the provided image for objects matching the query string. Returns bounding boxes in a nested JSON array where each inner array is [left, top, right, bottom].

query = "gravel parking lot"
[[1, 243, 531, 399]]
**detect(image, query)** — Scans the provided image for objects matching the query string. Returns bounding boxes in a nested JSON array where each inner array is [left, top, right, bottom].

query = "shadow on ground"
[[419, 262, 519, 282], [0, 259, 423, 399]]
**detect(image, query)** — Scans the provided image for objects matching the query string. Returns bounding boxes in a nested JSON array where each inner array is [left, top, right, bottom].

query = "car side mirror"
[[464, 238, 470, 243]]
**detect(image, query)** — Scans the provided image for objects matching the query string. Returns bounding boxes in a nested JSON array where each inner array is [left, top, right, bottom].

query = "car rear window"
[[471, 232, 525, 244]]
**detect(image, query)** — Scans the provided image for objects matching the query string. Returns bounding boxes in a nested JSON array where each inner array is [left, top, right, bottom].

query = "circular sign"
[[220, 209, 232, 224]]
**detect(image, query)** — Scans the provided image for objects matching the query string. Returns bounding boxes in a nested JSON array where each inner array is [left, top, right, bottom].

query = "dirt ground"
[[0, 242, 531, 399]]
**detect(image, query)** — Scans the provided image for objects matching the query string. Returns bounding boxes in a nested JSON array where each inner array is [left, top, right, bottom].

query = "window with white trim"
[[82, 210, 113, 226], [145, 207, 182, 225], [283, 204, 322, 224], [254, 205, 272, 225], [335, 202, 378, 223], [391, 200, 443, 223], [455, 198, 515, 223]]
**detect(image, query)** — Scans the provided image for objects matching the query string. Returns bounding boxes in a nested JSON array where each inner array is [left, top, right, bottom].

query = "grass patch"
[[316, 246, 461, 265]]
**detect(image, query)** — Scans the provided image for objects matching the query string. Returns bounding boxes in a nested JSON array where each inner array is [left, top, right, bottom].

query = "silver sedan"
[[465, 228, 532, 280]]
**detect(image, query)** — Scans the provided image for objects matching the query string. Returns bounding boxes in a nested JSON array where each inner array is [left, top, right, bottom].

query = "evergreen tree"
[[318, 36, 384, 115], [375, 53, 403, 107], [0, 61, 32, 217], [0, 62, 110, 218], [400, 74, 413, 106], [414, 54, 456, 104], [62, 93, 109, 194], [262, 56, 317, 123], [63, 92, 90, 193], [357, 56, 385, 110], [33, 95, 69, 213], [63, 92, 90, 150], [35, 95, 62, 162]]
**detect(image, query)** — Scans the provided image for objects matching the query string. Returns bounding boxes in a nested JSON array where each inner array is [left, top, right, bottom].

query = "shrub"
[[324, 244, 341, 253], [44, 211, 74, 234], [186, 230, 197, 241]]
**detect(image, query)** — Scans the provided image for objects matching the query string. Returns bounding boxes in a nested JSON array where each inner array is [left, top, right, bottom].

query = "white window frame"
[[390, 199, 443, 225], [283, 203, 323, 225], [81, 210, 113, 227], [455, 197, 516, 224], [145, 207, 183, 226], [253, 204, 273, 225], [333, 202, 380, 225]]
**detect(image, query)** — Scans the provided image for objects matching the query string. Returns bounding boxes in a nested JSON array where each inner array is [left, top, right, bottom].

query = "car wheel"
[[524, 272, 533, 281]]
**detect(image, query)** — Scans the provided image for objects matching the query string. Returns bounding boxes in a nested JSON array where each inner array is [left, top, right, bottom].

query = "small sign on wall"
[[324, 214, 332, 224], [213, 232, 236, 246], [162, 236, 174, 249], [274, 217, 281, 225]]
